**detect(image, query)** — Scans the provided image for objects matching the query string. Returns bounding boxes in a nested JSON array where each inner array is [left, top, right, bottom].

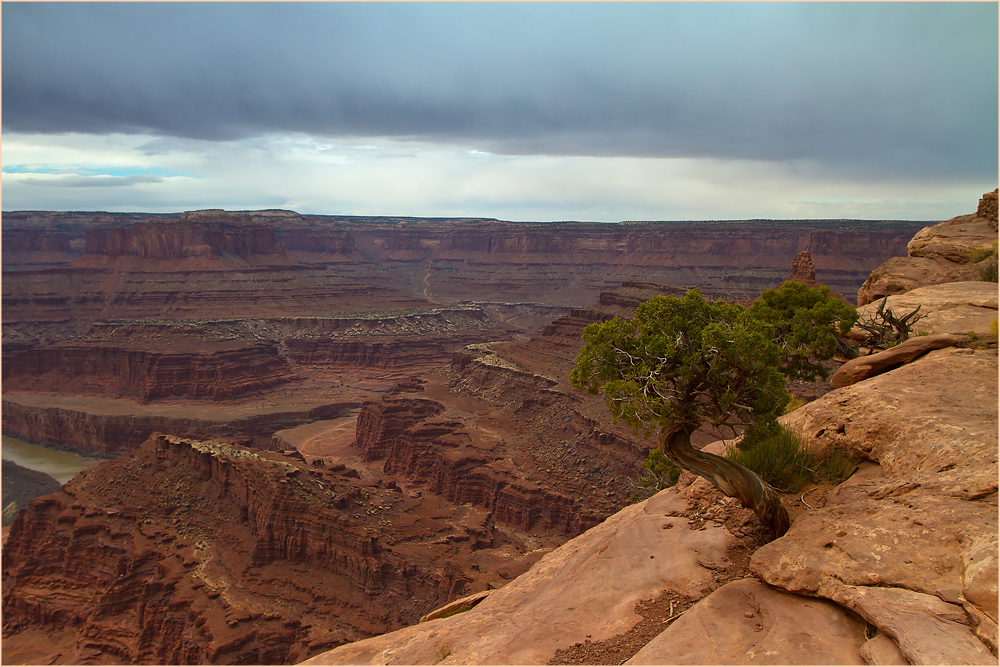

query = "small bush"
[[968, 242, 996, 263], [990, 316, 998, 338], [815, 447, 860, 485], [973, 242, 998, 282], [628, 448, 681, 502], [727, 425, 816, 493], [728, 423, 860, 492], [783, 395, 807, 415], [976, 256, 998, 282]]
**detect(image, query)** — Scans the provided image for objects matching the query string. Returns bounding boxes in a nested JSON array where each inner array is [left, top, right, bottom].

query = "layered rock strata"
[[354, 396, 605, 535], [2, 460, 63, 526], [1, 397, 358, 454], [1, 434, 553, 664], [4, 210, 925, 306], [3, 342, 298, 403]]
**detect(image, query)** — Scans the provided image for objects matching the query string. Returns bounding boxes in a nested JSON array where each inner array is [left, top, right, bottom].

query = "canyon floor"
[[2, 205, 994, 664]]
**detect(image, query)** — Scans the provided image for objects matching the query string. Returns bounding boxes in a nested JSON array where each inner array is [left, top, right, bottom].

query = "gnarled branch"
[[658, 421, 790, 539]]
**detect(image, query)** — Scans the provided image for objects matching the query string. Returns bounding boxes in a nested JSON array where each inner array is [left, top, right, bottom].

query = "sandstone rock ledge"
[[857, 208, 997, 306], [852, 281, 998, 341], [304, 344, 997, 665]]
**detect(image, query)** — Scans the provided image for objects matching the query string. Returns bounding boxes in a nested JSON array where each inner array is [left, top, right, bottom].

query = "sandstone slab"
[[752, 464, 994, 604], [782, 347, 997, 497], [303, 488, 739, 665], [818, 581, 995, 665], [858, 212, 997, 305], [860, 632, 907, 665], [757, 346, 998, 663], [830, 333, 967, 388], [853, 281, 998, 339], [907, 213, 997, 264], [626, 578, 866, 665], [856, 255, 979, 306]]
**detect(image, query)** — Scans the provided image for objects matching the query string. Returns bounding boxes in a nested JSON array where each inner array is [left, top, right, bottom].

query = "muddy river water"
[[2, 436, 107, 485]]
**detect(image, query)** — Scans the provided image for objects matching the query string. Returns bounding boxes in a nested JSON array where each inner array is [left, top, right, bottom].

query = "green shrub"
[[815, 447, 860, 485], [628, 448, 681, 502], [783, 395, 807, 415], [726, 425, 816, 493], [976, 256, 998, 282], [973, 242, 998, 282], [728, 423, 860, 492], [969, 241, 998, 262]]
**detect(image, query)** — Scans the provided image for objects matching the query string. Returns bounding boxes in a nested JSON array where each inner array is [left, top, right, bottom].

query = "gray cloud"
[[3, 2, 996, 181]]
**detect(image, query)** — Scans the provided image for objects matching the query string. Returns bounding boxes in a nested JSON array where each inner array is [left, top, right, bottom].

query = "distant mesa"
[[85, 214, 288, 261]]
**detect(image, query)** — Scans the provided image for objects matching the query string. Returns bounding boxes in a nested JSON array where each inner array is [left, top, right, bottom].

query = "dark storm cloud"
[[4, 2, 997, 180]]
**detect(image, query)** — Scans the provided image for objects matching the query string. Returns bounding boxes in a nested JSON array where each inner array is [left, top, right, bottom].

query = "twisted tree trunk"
[[658, 422, 790, 539]]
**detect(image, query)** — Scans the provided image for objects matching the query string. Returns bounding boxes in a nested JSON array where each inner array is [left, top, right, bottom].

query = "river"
[[2, 436, 107, 485]]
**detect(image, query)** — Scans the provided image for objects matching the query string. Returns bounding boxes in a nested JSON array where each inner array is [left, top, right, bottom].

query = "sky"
[[3, 2, 997, 222]]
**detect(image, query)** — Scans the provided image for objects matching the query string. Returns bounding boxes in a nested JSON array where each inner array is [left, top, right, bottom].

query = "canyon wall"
[[2, 434, 481, 664], [85, 218, 287, 261], [3, 343, 298, 403], [3, 211, 927, 307], [1, 399, 358, 454], [354, 396, 605, 536]]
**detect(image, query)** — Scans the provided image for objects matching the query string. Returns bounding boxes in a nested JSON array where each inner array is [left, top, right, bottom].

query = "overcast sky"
[[3, 2, 997, 221]]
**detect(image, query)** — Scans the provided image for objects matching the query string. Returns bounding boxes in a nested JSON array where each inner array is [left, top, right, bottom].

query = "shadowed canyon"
[[3, 204, 995, 665]]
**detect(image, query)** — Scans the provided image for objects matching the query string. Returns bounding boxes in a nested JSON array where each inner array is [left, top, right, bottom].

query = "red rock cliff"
[[1, 434, 477, 664], [2, 343, 298, 403], [85, 215, 287, 260], [1, 398, 357, 454]]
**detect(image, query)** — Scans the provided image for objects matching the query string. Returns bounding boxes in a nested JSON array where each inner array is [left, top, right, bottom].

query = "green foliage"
[[972, 242, 998, 282], [628, 448, 681, 502], [990, 316, 998, 338], [745, 281, 859, 381], [726, 428, 815, 493], [977, 257, 998, 282], [727, 424, 858, 492], [783, 395, 807, 415], [815, 447, 860, 485], [571, 288, 789, 439], [968, 241, 998, 263]]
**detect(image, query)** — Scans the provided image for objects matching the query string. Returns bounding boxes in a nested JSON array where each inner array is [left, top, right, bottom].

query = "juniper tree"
[[570, 283, 856, 539]]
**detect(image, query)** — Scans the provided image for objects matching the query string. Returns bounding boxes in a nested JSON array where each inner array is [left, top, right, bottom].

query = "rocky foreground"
[[301, 197, 998, 665], [304, 317, 998, 666]]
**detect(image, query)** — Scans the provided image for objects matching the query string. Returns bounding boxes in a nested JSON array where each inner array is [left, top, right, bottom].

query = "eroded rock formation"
[[977, 189, 998, 229], [1, 397, 358, 454], [2, 206, 985, 665], [301, 199, 997, 666], [302, 343, 997, 665], [2, 460, 62, 526], [3, 342, 299, 403], [858, 194, 998, 306], [3, 210, 925, 305], [1, 434, 555, 664]]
